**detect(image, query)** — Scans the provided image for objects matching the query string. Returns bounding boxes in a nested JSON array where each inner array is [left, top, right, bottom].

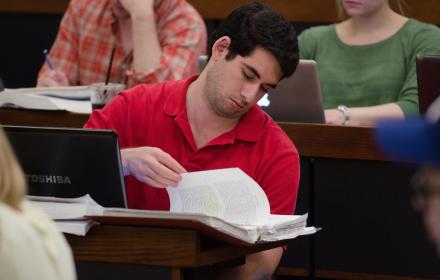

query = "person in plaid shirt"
[[37, 0, 207, 87]]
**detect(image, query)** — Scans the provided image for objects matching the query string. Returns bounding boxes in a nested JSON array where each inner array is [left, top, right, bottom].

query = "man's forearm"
[[218, 247, 283, 280]]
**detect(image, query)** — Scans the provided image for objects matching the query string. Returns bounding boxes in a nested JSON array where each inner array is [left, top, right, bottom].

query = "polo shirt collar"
[[163, 75, 265, 143], [234, 106, 265, 142], [163, 75, 197, 117]]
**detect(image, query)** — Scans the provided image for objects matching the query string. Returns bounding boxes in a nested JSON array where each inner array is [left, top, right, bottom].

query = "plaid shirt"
[[38, 0, 207, 86]]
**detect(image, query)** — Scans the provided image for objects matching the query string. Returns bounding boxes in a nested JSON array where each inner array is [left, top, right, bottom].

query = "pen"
[[43, 49, 54, 70], [103, 47, 116, 96]]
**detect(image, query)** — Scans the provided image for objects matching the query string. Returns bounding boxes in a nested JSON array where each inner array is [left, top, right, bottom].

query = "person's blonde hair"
[[0, 127, 27, 209], [336, 0, 407, 19]]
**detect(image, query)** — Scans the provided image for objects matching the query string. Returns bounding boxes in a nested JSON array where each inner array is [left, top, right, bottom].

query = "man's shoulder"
[[258, 113, 299, 155], [124, 79, 187, 97], [118, 79, 189, 111]]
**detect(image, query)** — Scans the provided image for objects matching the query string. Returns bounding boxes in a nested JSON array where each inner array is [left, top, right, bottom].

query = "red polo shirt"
[[85, 76, 300, 214]]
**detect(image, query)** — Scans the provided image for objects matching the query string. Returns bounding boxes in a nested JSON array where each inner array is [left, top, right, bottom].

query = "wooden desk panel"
[[1, 0, 439, 24], [68, 226, 200, 267], [0, 109, 386, 161], [66, 224, 286, 267], [1, 108, 430, 279], [0, 109, 89, 128], [278, 122, 385, 161]]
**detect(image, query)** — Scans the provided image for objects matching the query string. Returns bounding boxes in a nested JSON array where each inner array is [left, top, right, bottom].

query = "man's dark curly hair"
[[207, 2, 299, 79]]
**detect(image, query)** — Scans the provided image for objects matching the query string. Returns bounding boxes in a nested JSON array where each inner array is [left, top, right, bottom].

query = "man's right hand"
[[121, 147, 187, 188], [37, 70, 69, 87]]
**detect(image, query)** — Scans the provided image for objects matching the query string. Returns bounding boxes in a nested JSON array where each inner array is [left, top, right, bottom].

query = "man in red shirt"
[[85, 3, 299, 278], [37, 0, 206, 87]]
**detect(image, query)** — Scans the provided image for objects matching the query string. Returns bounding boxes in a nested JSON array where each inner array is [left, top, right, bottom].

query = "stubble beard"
[[204, 66, 245, 120]]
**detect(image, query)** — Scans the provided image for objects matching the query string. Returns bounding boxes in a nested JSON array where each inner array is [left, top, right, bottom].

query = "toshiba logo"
[[25, 174, 72, 185]]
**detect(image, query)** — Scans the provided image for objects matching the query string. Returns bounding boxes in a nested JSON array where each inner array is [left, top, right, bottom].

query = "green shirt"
[[299, 19, 440, 116]]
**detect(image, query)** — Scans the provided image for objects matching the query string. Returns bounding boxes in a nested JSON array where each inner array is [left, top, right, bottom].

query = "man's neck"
[[186, 75, 240, 149]]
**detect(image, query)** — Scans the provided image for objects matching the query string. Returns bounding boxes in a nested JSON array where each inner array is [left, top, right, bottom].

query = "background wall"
[[1, 0, 439, 88]]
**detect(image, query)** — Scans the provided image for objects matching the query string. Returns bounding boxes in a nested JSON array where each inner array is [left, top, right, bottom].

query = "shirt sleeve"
[[84, 91, 132, 148], [128, 7, 207, 84], [37, 0, 80, 86], [256, 128, 300, 215], [298, 28, 318, 60], [264, 153, 300, 215]]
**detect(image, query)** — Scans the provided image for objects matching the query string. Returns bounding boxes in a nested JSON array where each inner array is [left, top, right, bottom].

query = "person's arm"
[[118, 0, 161, 81], [84, 85, 186, 187], [218, 247, 283, 280], [121, 146, 186, 188], [298, 27, 318, 60], [325, 102, 405, 126], [37, 70, 69, 87], [124, 0, 207, 85], [37, 0, 80, 87]]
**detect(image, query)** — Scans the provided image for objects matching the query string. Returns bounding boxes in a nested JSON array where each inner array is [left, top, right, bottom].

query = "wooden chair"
[[416, 54, 440, 113]]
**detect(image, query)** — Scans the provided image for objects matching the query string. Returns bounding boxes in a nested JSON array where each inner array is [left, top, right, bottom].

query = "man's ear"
[[211, 36, 231, 61]]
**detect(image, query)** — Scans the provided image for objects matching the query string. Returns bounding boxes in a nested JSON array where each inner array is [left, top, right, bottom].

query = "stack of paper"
[[27, 194, 102, 236], [27, 168, 318, 243], [0, 86, 94, 113]]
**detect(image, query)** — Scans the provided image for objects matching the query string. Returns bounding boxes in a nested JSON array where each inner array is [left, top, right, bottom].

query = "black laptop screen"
[[3, 126, 127, 208]]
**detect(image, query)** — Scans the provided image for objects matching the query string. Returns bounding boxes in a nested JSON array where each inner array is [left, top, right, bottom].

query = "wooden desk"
[[0, 109, 384, 160], [0, 109, 88, 128], [66, 221, 287, 280], [1, 109, 437, 279]]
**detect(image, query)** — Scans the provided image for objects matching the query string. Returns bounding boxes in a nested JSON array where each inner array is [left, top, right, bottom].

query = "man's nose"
[[240, 83, 261, 102]]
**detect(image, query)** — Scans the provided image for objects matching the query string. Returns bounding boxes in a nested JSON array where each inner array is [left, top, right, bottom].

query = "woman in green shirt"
[[299, 0, 440, 126]]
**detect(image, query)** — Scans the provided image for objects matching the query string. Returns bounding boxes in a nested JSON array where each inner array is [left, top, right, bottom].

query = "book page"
[[0, 92, 92, 113], [2, 86, 93, 100], [167, 168, 270, 226], [259, 214, 308, 231], [46, 96, 91, 113], [257, 226, 317, 243], [55, 219, 98, 236], [27, 194, 103, 219]]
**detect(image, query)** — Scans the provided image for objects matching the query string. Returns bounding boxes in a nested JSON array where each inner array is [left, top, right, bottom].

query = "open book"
[[28, 168, 317, 244], [0, 86, 93, 113]]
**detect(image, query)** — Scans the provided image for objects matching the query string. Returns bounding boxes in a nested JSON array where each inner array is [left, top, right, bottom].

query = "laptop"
[[416, 54, 440, 113], [258, 59, 325, 123], [2, 126, 127, 208]]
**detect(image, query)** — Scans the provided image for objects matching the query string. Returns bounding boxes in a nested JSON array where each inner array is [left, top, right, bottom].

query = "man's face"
[[413, 167, 440, 254], [204, 46, 282, 119]]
